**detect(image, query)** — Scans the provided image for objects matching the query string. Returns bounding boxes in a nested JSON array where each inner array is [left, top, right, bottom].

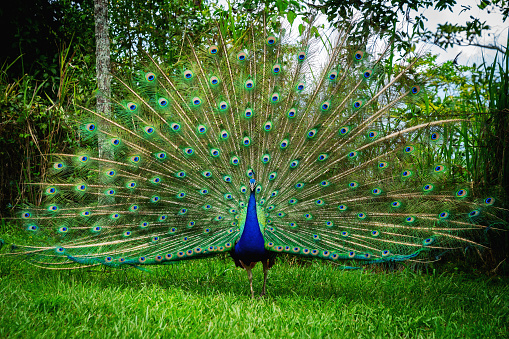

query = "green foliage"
[[0, 256, 507, 337], [0, 0, 96, 80], [389, 49, 509, 196], [110, 0, 216, 68], [469, 40, 509, 201], [0, 44, 92, 215], [0, 0, 97, 216], [384, 45, 509, 267], [212, 0, 304, 28], [311, 0, 507, 54]]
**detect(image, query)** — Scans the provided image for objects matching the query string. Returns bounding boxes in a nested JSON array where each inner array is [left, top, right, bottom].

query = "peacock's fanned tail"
[[6, 17, 504, 269]]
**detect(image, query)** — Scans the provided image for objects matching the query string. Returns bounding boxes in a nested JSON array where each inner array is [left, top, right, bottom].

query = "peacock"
[[1, 15, 504, 298]]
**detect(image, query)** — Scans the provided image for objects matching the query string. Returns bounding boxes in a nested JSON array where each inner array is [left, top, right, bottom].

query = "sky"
[[417, 0, 508, 65]]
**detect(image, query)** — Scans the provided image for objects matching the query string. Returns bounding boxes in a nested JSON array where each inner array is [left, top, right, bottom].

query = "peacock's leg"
[[239, 260, 255, 298], [260, 259, 269, 297]]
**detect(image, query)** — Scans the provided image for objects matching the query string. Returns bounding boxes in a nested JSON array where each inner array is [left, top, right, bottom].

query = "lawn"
[[0, 256, 507, 338]]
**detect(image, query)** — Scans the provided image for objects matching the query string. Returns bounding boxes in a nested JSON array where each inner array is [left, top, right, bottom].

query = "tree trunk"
[[94, 0, 113, 205]]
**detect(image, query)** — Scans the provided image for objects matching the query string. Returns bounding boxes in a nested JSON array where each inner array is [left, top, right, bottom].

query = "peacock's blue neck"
[[234, 190, 266, 262]]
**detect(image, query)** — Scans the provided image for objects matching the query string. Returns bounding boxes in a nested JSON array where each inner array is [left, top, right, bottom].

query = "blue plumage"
[[234, 190, 268, 265], [231, 179, 275, 297]]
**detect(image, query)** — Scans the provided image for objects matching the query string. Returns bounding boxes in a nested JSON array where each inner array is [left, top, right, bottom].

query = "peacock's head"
[[249, 178, 256, 191]]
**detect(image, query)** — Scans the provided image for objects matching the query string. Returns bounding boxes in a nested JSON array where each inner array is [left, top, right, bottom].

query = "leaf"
[[298, 23, 305, 36], [287, 11, 296, 26], [310, 26, 320, 39]]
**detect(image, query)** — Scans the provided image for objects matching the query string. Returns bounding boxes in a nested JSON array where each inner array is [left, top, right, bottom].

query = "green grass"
[[0, 257, 508, 338]]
